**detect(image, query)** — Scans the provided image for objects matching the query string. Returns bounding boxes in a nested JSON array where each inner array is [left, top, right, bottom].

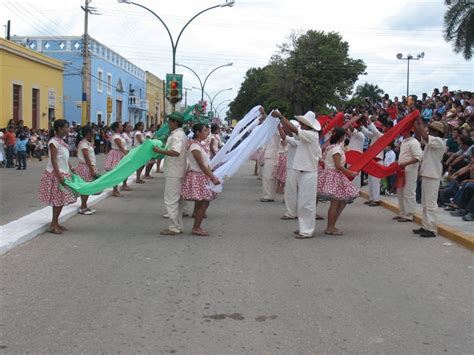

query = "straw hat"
[[294, 111, 321, 131], [428, 121, 445, 135]]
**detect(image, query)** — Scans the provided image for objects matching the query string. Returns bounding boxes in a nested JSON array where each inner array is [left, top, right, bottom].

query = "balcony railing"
[[128, 96, 149, 111]]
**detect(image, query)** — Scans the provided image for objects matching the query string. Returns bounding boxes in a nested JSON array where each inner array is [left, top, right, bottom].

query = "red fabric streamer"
[[346, 110, 420, 179], [317, 115, 331, 127], [346, 151, 401, 178], [322, 112, 344, 137]]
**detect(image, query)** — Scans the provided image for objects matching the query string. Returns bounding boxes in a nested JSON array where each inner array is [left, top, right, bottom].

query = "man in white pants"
[[395, 128, 423, 222], [260, 124, 280, 202], [345, 115, 365, 189], [272, 110, 321, 239], [280, 121, 300, 219], [153, 112, 188, 235], [413, 118, 446, 238], [361, 120, 384, 206]]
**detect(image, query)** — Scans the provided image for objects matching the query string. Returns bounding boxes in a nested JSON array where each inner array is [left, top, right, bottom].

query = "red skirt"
[[181, 171, 217, 201], [104, 149, 124, 171], [76, 162, 96, 182], [318, 168, 359, 202], [38, 170, 78, 207]]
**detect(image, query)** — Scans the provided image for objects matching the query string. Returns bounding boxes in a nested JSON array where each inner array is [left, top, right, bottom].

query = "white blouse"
[[133, 131, 144, 147], [188, 142, 211, 172], [111, 133, 126, 150], [122, 133, 133, 151], [77, 139, 96, 167], [324, 144, 345, 169], [46, 137, 70, 173]]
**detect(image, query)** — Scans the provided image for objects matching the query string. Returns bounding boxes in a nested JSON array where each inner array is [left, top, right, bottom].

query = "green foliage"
[[444, 0, 474, 60], [229, 30, 366, 119], [353, 82, 385, 103]]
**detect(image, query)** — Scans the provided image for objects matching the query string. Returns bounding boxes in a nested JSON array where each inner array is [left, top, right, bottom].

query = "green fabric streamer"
[[64, 139, 164, 195]]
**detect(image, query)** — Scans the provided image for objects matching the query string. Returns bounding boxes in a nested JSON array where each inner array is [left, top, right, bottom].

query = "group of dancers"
[[37, 112, 222, 236], [37, 103, 446, 240]]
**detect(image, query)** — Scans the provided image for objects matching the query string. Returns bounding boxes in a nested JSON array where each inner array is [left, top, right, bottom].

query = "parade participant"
[[209, 124, 223, 159], [394, 128, 423, 222], [144, 124, 157, 178], [261, 110, 280, 202], [121, 122, 134, 192], [76, 126, 97, 215], [103, 122, 127, 197], [181, 123, 221, 236], [133, 122, 146, 184], [153, 112, 188, 236], [272, 110, 321, 239], [38, 119, 78, 234], [318, 127, 359, 235], [345, 114, 365, 189], [4, 126, 16, 168], [413, 118, 447, 238], [280, 121, 299, 220], [274, 139, 288, 194], [361, 120, 384, 206]]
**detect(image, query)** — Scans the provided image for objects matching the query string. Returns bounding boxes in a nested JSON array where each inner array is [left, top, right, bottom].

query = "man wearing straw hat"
[[272, 110, 322, 239], [412, 117, 447, 238]]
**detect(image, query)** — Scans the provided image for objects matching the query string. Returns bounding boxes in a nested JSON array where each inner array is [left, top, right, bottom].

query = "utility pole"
[[81, 0, 92, 125]]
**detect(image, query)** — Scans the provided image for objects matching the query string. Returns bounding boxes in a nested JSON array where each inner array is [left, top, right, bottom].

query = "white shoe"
[[163, 214, 169, 218]]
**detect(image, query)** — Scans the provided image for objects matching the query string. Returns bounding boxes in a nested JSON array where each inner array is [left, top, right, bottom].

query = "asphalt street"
[[1, 164, 473, 353]]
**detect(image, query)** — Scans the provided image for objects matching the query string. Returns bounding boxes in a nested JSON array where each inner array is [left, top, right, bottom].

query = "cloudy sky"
[[1, 0, 472, 116]]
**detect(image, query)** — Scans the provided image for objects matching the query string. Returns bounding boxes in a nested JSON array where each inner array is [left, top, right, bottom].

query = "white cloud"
[[1, 0, 472, 116]]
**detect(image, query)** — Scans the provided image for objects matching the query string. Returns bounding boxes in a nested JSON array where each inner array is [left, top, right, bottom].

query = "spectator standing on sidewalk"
[[4, 126, 16, 168], [413, 118, 447, 238], [15, 134, 28, 170]]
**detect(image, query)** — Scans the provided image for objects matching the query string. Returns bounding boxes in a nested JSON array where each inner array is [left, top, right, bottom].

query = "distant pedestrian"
[[15, 134, 28, 170], [5, 126, 16, 168], [37, 119, 78, 235], [76, 126, 97, 215]]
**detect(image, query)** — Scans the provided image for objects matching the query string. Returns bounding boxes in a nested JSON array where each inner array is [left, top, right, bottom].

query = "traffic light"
[[169, 80, 181, 104]]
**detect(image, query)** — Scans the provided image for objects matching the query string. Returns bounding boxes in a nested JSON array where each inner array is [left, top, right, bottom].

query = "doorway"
[[32, 88, 40, 129], [13, 84, 22, 124]]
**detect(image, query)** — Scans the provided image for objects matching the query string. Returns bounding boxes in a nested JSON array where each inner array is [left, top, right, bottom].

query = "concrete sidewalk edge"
[[0, 175, 139, 256], [359, 191, 474, 251]]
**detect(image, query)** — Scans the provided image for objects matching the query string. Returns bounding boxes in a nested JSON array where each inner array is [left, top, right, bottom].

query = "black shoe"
[[462, 213, 474, 222], [450, 209, 467, 217], [16, 167, 21, 170], [413, 227, 426, 234], [419, 230, 436, 238]]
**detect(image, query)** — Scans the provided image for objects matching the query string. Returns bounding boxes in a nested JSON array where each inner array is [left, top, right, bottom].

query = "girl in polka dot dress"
[[38, 119, 78, 235]]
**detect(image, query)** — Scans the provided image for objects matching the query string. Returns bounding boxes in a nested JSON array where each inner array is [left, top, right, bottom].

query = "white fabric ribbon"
[[209, 110, 280, 193]]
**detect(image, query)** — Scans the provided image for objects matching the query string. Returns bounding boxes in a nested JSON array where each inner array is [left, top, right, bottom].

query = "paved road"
[[1, 165, 473, 353], [0, 154, 107, 225]]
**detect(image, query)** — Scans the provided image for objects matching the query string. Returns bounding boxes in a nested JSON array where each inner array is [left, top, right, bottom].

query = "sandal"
[[280, 215, 297, 220], [192, 229, 209, 237], [121, 186, 133, 191], [295, 234, 314, 239], [59, 225, 68, 231], [78, 208, 94, 215], [397, 218, 413, 222], [143, 175, 154, 179], [47, 226, 63, 235], [324, 230, 344, 236], [112, 192, 122, 197], [135, 179, 145, 184], [392, 216, 402, 220], [315, 214, 324, 220]]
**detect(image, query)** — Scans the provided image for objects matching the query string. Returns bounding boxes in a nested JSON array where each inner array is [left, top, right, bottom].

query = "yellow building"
[[146, 71, 170, 127], [0, 38, 64, 130]]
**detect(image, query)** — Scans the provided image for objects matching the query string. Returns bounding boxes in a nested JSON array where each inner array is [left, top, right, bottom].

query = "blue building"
[[11, 36, 148, 125]]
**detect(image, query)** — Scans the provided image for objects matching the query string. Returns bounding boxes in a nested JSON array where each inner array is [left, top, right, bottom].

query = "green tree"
[[444, 0, 474, 60], [353, 82, 385, 103], [229, 30, 366, 118]]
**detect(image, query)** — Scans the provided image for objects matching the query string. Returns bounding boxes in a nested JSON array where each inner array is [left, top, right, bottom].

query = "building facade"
[[146, 71, 164, 127], [0, 38, 64, 130], [12, 36, 148, 126]]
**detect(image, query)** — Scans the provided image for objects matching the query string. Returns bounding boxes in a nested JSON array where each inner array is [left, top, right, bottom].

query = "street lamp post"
[[396, 52, 425, 97], [118, 0, 235, 74], [214, 99, 231, 116], [177, 62, 233, 101], [192, 87, 232, 113]]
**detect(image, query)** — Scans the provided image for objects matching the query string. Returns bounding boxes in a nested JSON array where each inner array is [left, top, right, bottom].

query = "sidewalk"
[[360, 188, 474, 250]]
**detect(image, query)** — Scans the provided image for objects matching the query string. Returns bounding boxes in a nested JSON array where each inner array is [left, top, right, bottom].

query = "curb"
[[360, 191, 474, 251], [0, 175, 139, 256]]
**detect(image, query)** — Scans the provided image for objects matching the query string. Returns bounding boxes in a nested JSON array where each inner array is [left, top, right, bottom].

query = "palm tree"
[[353, 82, 385, 103], [444, 0, 474, 60]]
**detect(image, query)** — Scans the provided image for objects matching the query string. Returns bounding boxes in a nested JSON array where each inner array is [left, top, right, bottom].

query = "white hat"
[[290, 120, 300, 128], [295, 111, 321, 131]]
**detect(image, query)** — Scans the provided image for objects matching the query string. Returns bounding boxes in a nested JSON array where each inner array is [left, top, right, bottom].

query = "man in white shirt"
[[153, 112, 188, 235], [345, 115, 365, 189], [272, 110, 321, 239], [394, 129, 423, 222], [260, 110, 280, 202], [361, 120, 384, 206], [413, 118, 447, 238], [280, 121, 300, 219]]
